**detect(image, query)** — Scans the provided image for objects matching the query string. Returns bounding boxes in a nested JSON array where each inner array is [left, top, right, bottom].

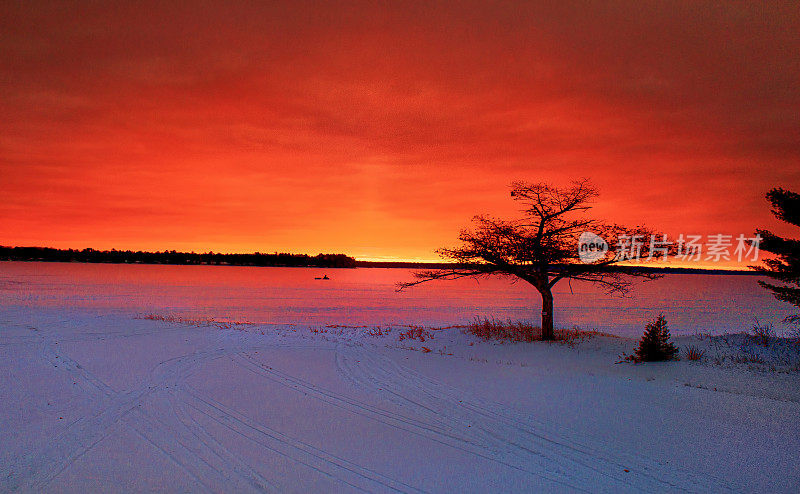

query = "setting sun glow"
[[2, 2, 798, 266]]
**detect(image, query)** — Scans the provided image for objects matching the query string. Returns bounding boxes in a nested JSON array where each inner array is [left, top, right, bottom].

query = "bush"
[[634, 314, 678, 362]]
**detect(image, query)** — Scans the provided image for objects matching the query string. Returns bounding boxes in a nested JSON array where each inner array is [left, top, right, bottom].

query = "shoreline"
[[0, 258, 759, 275]]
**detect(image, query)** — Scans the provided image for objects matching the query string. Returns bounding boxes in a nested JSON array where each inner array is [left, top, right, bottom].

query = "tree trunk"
[[540, 288, 554, 341]]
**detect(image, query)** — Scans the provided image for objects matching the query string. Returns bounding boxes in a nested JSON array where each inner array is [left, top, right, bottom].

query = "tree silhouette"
[[399, 179, 669, 340], [752, 187, 800, 323], [634, 314, 678, 361], [0, 246, 357, 268]]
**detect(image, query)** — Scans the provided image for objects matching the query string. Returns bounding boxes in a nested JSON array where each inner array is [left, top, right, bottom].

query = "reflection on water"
[[0, 261, 794, 336]]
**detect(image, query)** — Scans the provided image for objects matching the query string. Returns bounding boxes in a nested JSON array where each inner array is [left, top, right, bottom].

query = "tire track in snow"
[[181, 386, 425, 494], [235, 350, 587, 492], [1, 330, 279, 492], [334, 343, 740, 494], [2, 324, 421, 493]]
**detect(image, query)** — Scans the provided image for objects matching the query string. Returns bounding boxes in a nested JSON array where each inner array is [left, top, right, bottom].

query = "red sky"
[[1, 1, 798, 264]]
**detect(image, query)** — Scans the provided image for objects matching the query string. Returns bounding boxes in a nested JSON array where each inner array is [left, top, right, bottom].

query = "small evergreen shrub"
[[634, 314, 678, 362]]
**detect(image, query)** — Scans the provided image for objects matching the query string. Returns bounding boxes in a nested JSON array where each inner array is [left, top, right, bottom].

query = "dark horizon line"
[[0, 245, 759, 275]]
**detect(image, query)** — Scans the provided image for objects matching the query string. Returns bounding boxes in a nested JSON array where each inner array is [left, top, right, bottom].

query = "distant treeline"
[[0, 246, 357, 268]]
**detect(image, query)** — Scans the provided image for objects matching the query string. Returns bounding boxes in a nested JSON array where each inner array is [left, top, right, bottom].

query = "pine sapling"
[[634, 314, 678, 362]]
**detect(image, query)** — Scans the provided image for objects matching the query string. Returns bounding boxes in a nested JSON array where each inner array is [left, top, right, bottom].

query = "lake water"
[[0, 261, 795, 336]]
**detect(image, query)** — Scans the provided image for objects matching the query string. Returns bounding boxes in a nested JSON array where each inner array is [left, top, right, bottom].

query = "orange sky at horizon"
[[1, 1, 798, 266]]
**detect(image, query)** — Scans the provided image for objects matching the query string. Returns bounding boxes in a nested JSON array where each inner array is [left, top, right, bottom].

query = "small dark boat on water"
[[314, 274, 330, 280]]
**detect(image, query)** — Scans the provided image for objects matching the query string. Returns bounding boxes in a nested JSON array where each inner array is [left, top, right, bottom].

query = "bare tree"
[[399, 179, 668, 340]]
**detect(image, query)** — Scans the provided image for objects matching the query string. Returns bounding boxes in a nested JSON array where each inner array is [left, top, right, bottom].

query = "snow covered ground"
[[1, 306, 799, 493]]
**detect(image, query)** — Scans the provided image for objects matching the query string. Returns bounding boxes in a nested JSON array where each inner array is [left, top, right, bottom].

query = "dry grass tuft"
[[466, 317, 539, 342], [750, 321, 775, 347], [685, 345, 706, 361], [139, 314, 253, 330], [398, 326, 435, 342], [465, 317, 597, 344]]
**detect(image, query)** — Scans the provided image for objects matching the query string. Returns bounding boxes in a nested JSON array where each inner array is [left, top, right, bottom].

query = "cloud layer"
[[2, 1, 798, 262]]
